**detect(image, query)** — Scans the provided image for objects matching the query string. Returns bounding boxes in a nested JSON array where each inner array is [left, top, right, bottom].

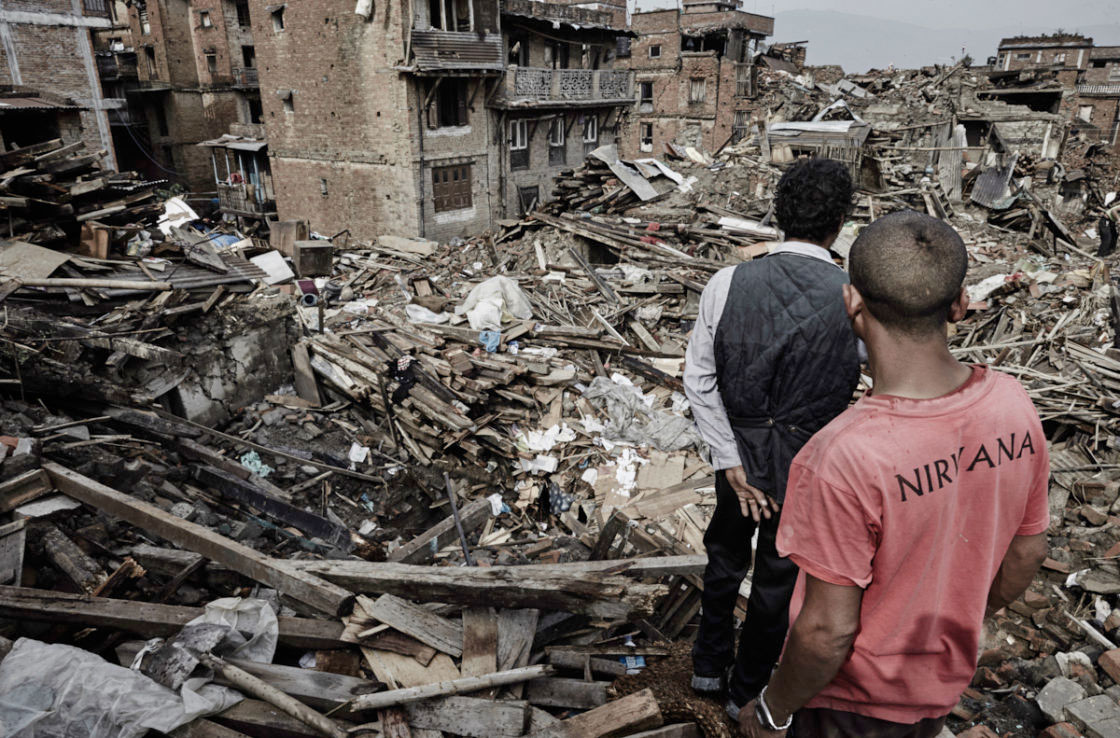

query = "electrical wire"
[[110, 108, 187, 178]]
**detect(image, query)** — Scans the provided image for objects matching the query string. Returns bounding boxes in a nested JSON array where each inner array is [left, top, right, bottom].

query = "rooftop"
[[998, 33, 1093, 49]]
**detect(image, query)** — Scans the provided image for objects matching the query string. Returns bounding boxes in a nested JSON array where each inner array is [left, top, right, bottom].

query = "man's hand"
[[738, 699, 788, 738], [726, 465, 775, 522]]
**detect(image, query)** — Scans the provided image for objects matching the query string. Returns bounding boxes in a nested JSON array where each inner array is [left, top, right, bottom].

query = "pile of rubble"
[[1, 58, 1120, 738]]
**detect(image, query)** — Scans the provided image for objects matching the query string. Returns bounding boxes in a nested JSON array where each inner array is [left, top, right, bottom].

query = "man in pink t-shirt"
[[739, 211, 1050, 738]]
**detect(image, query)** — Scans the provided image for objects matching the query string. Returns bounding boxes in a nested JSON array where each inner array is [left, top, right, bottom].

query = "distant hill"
[[769, 9, 1120, 74]]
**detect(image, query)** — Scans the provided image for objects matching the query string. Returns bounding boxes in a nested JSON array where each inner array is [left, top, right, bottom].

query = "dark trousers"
[[692, 470, 799, 706], [792, 708, 948, 738]]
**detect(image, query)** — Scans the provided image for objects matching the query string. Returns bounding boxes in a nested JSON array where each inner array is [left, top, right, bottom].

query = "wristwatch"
[[755, 685, 793, 731]]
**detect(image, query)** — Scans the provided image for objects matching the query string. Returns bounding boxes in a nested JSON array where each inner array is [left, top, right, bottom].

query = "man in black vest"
[[683, 158, 861, 718]]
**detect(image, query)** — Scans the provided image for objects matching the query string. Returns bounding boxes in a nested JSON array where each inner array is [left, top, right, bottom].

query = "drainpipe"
[[416, 78, 427, 238]]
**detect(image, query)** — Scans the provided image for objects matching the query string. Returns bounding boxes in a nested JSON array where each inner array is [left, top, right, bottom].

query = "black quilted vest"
[[713, 252, 860, 502]]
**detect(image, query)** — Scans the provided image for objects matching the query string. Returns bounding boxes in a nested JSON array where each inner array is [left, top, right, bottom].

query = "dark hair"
[[774, 158, 854, 244], [849, 210, 968, 336]]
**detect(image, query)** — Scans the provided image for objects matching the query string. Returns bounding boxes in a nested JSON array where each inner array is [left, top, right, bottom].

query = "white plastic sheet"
[[455, 276, 533, 331], [0, 638, 207, 738], [583, 375, 702, 451]]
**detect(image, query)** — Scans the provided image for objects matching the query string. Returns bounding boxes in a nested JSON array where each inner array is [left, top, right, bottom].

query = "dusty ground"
[[612, 642, 738, 738]]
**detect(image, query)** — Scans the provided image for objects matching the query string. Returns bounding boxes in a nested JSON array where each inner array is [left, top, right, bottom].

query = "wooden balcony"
[[218, 182, 274, 217], [494, 67, 633, 108], [233, 67, 259, 88]]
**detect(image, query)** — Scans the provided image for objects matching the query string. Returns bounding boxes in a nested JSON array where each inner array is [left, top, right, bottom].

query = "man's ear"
[[842, 283, 863, 322], [947, 286, 969, 324]]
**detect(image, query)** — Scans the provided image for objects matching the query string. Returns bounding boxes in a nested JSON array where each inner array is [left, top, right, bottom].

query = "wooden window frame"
[[432, 164, 472, 213]]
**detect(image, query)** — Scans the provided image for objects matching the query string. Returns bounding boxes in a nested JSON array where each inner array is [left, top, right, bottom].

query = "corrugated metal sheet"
[[411, 30, 503, 72], [970, 154, 1019, 210], [0, 97, 82, 112]]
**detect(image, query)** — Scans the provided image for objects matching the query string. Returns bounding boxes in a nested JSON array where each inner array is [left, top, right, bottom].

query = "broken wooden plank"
[[194, 465, 351, 550], [497, 607, 539, 700], [359, 593, 462, 657], [213, 699, 339, 738], [526, 677, 610, 709], [388, 498, 491, 564], [43, 462, 352, 617], [289, 558, 670, 619], [40, 522, 106, 593], [0, 585, 348, 649], [350, 665, 552, 711], [529, 688, 662, 738], [461, 607, 499, 682], [0, 468, 51, 513], [403, 696, 529, 738], [547, 651, 627, 678]]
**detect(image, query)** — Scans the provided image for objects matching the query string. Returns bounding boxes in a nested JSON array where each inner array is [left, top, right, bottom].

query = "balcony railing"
[[233, 67, 259, 87], [1078, 83, 1120, 96], [97, 53, 138, 80], [218, 182, 273, 216], [498, 67, 632, 106], [501, 0, 613, 27]]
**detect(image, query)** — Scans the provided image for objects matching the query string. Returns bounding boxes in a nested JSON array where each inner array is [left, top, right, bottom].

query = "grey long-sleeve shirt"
[[683, 241, 840, 470]]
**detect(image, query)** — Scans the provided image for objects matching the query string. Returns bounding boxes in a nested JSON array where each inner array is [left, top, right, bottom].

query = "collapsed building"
[[623, 0, 773, 158], [3, 7, 1120, 738]]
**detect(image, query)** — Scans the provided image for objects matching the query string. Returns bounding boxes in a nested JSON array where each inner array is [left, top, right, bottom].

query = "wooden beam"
[[0, 585, 348, 650], [388, 498, 491, 564], [43, 462, 352, 617], [290, 558, 669, 620], [40, 522, 106, 593], [526, 677, 610, 709], [0, 468, 50, 513], [529, 688, 662, 738], [350, 665, 553, 711]]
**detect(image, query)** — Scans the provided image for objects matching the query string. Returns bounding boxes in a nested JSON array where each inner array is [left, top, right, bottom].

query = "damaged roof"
[[410, 30, 504, 72], [0, 97, 82, 112]]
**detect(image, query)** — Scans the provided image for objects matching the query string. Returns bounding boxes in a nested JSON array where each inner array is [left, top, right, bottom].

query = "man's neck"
[[865, 328, 972, 400]]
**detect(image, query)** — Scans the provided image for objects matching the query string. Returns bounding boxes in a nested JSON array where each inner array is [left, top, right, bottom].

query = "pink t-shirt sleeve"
[[778, 461, 878, 589], [1015, 436, 1051, 536]]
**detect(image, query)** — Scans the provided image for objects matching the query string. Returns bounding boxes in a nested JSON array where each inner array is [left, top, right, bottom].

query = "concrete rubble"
[[0, 57, 1118, 738]]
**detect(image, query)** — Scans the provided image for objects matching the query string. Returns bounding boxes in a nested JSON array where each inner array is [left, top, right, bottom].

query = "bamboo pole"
[[14, 278, 173, 290], [350, 665, 553, 711]]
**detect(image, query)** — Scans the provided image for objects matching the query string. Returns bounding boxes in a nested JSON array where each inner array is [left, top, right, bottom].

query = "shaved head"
[[849, 210, 968, 336]]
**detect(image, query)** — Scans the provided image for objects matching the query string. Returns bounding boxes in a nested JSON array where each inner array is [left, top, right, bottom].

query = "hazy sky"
[[628, 0, 1120, 71]]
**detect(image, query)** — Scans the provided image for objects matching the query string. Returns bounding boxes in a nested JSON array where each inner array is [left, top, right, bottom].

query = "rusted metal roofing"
[[410, 30, 504, 72], [0, 97, 82, 112]]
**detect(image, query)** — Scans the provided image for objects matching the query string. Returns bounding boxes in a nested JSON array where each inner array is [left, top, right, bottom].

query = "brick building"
[[0, 0, 123, 165], [248, 0, 633, 243], [1075, 46, 1120, 146], [622, 0, 772, 159], [123, 0, 262, 192], [989, 34, 1120, 150], [995, 33, 1093, 83]]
